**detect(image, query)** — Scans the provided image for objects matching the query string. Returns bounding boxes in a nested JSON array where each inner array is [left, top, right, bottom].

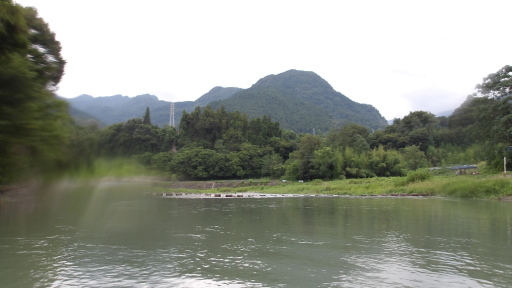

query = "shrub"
[[396, 170, 433, 186], [406, 169, 433, 183]]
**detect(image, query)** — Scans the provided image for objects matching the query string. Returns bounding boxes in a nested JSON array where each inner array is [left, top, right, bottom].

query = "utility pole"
[[169, 102, 175, 127]]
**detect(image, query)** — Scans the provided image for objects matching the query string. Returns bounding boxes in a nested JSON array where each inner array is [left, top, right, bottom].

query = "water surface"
[[1, 182, 511, 287]]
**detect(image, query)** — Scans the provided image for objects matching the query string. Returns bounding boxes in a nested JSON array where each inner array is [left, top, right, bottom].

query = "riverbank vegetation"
[[154, 169, 512, 200]]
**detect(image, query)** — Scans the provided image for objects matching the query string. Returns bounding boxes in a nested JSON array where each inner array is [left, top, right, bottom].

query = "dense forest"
[[1, 1, 511, 184]]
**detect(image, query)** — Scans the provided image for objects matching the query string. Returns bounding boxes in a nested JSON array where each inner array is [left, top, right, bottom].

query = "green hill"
[[194, 86, 242, 107], [209, 70, 388, 133]]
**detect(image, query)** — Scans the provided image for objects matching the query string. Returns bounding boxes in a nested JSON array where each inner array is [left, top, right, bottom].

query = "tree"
[[399, 111, 437, 134], [284, 135, 322, 180], [235, 143, 270, 178], [261, 153, 285, 178], [327, 124, 370, 149], [372, 111, 441, 151], [159, 125, 177, 152], [465, 65, 512, 169], [351, 134, 371, 154], [247, 115, 281, 147], [401, 145, 428, 170], [170, 147, 216, 179], [99, 118, 162, 156], [0, 2, 69, 182], [309, 147, 342, 180], [169, 147, 243, 179], [342, 147, 373, 178], [142, 107, 151, 125], [0, 0, 28, 55], [21, 6, 66, 89], [368, 145, 404, 177], [476, 65, 512, 99]]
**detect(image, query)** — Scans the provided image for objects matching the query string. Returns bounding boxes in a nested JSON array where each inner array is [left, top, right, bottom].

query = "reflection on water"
[[1, 181, 512, 287]]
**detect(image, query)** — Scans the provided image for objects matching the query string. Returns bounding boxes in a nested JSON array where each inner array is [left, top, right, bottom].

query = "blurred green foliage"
[[0, 1, 70, 183]]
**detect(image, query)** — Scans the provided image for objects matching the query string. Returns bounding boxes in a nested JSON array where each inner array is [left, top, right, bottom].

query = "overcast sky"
[[15, 0, 511, 120]]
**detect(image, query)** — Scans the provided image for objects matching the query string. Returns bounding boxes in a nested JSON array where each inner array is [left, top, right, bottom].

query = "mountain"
[[193, 86, 242, 107], [67, 94, 195, 127], [66, 70, 388, 132], [67, 105, 105, 127], [66, 86, 241, 127], [208, 70, 388, 132]]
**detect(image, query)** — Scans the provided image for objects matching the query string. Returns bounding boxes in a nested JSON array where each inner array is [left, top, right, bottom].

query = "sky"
[[15, 0, 512, 120]]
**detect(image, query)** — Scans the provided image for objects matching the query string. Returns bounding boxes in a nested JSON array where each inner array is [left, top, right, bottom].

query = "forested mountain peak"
[[209, 70, 388, 133], [252, 69, 334, 91], [194, 86, 242, 107]]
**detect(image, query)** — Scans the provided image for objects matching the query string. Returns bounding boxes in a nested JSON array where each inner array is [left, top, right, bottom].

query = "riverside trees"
[[104, 106, 458, 181], [97, 73, 505, 181], [0, 1, 70, 183], [92, 66, 512, 181], [98, 106, 289, 179], [472, 65, 512, 168]]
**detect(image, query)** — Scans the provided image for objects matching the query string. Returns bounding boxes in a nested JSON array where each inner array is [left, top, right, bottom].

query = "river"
[[1, 180, 511, 287]]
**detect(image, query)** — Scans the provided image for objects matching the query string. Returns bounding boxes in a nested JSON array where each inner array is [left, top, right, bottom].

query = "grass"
[[410, 175, 512, 199], [160, 174, 512, 199]]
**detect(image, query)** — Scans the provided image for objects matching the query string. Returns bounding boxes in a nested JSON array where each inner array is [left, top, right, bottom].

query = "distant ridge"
[[66, 86, 241, 127], [67, 94, 194, 127], [66, 70, 388, 132]]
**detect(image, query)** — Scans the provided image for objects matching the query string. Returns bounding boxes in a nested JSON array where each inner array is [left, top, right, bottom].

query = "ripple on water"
[[332, 232, 499, 288], [2, 196, 512, 287]]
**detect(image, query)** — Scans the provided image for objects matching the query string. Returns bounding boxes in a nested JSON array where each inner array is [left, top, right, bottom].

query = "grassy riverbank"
[[3, 158, 512, 201], [74, 159, 512, 199], [160, 174, 512, 200]]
